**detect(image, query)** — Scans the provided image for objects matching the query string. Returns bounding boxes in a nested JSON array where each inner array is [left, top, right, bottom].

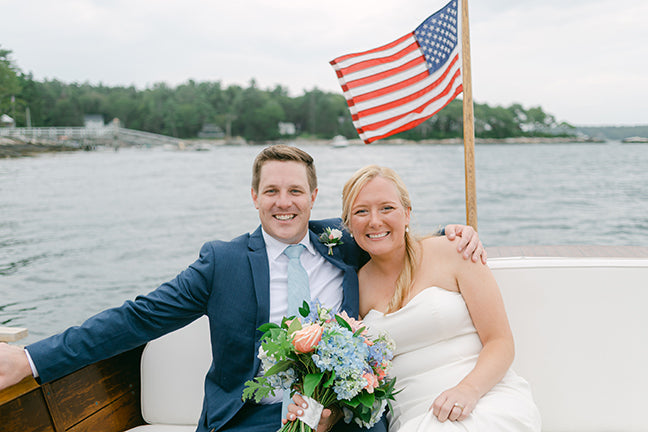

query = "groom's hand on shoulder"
[[444, 224, 487, 265]]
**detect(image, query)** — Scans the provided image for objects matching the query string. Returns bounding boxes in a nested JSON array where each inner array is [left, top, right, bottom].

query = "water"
[[1, 142, 647, 343]]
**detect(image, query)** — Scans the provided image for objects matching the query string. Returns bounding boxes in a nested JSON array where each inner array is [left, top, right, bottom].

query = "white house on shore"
[[84, 114, 105, 130], [0, 114, 15, 128]]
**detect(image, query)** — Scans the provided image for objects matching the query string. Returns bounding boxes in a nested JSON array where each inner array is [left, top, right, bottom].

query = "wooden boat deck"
[[0, 346, 145, 432], [487, 244, 648, 259]]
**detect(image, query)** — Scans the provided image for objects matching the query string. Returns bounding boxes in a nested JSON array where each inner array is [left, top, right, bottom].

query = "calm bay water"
[[1, 142, 647, 343]]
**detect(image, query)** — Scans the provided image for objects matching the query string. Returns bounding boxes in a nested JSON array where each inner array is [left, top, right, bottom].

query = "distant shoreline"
[[0, 137, 82, 158], [0, 135, 610, 158], [355, 136, 606, 146]]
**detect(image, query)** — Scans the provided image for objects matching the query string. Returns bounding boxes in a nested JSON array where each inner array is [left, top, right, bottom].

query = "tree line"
[[1, 46, 574, 142]]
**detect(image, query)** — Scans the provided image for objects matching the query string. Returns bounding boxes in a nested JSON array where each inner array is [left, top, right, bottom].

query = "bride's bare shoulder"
[[420, 235, 459, 257]]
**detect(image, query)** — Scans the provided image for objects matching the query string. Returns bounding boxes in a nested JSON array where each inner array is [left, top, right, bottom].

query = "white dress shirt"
[[258, 229, 344, 404], [262, 229, 344, 325]]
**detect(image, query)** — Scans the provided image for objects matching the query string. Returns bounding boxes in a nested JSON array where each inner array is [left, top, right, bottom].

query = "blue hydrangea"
[[312, 325, 371, 400], [258, 346, 295, 391], [333, 374, 366, 400], [302, 300, 332, 324], [367, 339, 394, 366]]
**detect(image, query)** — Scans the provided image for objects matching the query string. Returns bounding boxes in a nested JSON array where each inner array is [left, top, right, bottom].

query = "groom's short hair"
[[251, 145, 318, 193]]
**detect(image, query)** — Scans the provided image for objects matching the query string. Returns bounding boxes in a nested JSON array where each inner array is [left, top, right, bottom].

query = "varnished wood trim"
[[66, 388, 144, 432], [42, 346, 144, 431], [0, 346, 145, 432], [0, 384, 55, 432], [0, 376, 40, 405]]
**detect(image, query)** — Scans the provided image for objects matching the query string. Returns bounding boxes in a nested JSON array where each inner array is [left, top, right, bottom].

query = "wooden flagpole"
[[461, 0, 478, 230]]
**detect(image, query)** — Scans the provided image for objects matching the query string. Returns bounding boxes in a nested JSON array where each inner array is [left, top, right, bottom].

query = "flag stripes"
[[330, 0, 462, 144]]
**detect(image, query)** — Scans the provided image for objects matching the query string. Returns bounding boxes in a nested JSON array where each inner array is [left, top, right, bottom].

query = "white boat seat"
[[125, 315, 211, 432], [490, 257, 648, 432], [123, 257, 648, 432], [126, 426, 197, 432]]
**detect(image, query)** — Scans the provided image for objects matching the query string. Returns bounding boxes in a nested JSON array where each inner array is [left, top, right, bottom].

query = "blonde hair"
[[341, 165, 419, 313]]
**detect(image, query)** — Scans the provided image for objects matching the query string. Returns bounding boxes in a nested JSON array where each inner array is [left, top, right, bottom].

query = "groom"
[[0, 145, 484, 432]]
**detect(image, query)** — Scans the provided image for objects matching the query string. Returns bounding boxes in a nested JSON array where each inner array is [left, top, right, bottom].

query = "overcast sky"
[[1, 0, 646, 126]]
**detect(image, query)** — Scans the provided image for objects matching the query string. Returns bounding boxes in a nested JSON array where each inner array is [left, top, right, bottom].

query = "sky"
[[1, 0, 647, 126]]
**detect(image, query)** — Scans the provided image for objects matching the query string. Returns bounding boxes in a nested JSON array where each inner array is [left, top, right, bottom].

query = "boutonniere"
[[318, 227, 344, 255]]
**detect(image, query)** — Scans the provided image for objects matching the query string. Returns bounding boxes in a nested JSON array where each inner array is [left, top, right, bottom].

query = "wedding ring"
[[454, 403, 464, 410]]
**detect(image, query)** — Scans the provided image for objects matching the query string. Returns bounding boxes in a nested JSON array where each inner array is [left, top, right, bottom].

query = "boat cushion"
[[491, 257, 648, 432], [126, 426, 197, 432], [138, 316, 212, 426]]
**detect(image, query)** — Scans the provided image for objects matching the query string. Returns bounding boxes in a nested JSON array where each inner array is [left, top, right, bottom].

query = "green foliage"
[[242, 375, 273, 403], [303, 372, 324, 397], [0, 46, 21, 117], [3, 45, 574, 141], [335, 314, 353, 331], [297, 301, 310, 318]]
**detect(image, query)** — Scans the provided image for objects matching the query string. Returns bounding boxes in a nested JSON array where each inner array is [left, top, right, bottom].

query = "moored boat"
[[330, 135, 349, 148], [621, 136, 648, 143]]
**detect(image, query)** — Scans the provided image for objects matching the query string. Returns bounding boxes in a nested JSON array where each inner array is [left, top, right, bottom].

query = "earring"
[[350, 232, 354, 238], [405, 226, 409, 233]]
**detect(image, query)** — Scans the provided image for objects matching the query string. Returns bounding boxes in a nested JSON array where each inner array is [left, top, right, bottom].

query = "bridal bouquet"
[[243, 301, 397, 431]]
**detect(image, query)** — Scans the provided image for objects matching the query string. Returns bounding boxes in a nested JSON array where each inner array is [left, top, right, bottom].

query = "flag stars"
[[414, 0, 459, 74]]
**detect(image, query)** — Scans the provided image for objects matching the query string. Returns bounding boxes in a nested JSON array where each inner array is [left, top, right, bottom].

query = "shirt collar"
[[261, 228, 316, 261]]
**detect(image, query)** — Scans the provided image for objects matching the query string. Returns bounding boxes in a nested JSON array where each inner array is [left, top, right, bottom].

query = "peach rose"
[[337, 311, 366, 335], [375, 364, 387, 381], [363, 372, 379, 393], [292, 324, 323, 353]]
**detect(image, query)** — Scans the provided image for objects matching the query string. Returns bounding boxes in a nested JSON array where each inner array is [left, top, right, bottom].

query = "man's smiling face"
[[251, 160, 318, 244]]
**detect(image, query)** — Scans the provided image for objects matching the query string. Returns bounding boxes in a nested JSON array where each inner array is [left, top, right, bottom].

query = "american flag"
[[330, 0, 463, 144]]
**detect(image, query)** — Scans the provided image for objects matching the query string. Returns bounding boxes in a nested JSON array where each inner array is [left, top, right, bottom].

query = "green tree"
[[173, 80, 215, 137], [50, 98, 83, 126], [475, 103, 521, 138], [0, 46, 21, 120], [104, 86, 140, 128], [236, 80, 286, 141], [292, 88, 350, 138], [16, 73, 40, 126], [139, 83, 177, 135]]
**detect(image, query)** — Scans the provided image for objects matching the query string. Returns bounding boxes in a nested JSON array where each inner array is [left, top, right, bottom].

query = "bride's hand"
[[282, 393, 341, 432], [430, 383, 480, 422]]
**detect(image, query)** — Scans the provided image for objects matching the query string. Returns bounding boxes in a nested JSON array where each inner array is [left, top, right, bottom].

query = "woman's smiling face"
[[348, 176, 410, 257]]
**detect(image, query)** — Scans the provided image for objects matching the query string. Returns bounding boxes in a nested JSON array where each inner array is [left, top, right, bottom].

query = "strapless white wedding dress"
[[363, 287, 541, 431]]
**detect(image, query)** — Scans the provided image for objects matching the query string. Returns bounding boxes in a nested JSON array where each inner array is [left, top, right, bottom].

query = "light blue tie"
[[284, 244, 310, 317], [282, 243, 310, 418]]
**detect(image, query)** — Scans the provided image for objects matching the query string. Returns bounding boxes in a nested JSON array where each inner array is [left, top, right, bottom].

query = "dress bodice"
[[365, 287, 482, 372], [363, 286, 541, 431]]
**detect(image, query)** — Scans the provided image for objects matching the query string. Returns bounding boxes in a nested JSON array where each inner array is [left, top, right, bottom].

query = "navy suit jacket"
[[27, 218, 384, 432]]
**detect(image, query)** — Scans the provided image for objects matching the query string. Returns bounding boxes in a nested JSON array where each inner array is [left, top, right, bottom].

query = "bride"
[[287, 165, 541, 431]]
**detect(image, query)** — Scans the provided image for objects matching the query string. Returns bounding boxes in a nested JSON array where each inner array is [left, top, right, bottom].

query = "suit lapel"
[[248, 226, 270, 327], [309, 230, 360, 317], [310, 229, 345, 268]]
